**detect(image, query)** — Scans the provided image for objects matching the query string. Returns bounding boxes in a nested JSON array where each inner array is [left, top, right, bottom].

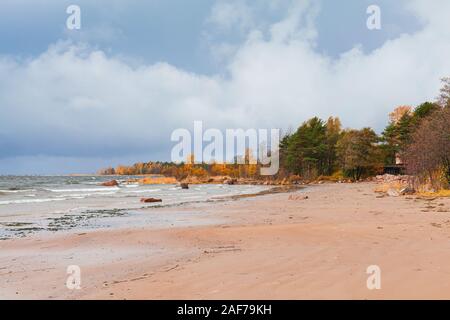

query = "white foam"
[[46, 187, 120, 193], [0, 189, 35, 193], [124, 189, 161, 194], [0, 198, 67, 205], [55, 192, 115, 198]]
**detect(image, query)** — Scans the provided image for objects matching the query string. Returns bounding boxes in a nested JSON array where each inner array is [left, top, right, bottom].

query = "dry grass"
[[374, 181, 406, 193], [374, 181, 450, 198], [417, 189, 450, 198]]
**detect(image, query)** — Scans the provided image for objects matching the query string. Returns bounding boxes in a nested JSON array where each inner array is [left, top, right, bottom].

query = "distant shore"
[[1, 181, 450, 299]]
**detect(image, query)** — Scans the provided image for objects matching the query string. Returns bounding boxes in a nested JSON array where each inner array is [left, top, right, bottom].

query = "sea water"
[[0, 175, 269, 239]]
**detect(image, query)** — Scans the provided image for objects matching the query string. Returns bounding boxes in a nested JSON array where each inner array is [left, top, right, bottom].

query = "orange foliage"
[[389, 105, 412, 124]]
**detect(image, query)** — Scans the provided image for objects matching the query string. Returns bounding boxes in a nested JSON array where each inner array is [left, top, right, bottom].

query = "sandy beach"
[[1, 182, 450, 300]]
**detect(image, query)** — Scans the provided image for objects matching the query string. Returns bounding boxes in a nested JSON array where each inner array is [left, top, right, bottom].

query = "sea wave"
[[46, 187, 120, 193], [0, 198, 67, 205], [0, 195, 91, 205], [0, 189, 36, 193], [54, 192, 115, 198], [123, 189, 161, 194]]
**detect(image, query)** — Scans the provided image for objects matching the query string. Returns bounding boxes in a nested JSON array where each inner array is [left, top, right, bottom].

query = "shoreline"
[[1, 182, 450, 299]]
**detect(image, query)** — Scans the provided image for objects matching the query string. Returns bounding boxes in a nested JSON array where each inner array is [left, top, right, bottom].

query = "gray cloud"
[[0, 0, 449, 174]]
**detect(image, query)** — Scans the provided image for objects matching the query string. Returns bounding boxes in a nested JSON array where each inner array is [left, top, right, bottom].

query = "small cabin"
[[383, 164, 405, 175]]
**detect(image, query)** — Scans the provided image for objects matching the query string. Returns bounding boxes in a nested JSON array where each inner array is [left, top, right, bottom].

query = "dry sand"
[[1, 182, 450, 299]]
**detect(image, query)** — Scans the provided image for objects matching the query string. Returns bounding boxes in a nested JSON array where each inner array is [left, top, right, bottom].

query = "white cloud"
[[63, 23, 125, 44], [221, 0, 450, 130], [269, 0, 319, 43], [207, 1, 254, 33], [1, 0, 450, 173]]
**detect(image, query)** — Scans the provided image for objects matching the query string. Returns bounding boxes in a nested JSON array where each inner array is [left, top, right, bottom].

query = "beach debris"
[[203, 246, 241, 254], [387, 188, 400, 197], [374, 174, 411, 184], [140, 197, 162, 203], [400, 186, 415, 195], [374, 175, 419, 198], [431, 222, 442, 228], [101, 180, 119, 187], [179, 183, 189, 189], [288, 194, 309, 200]]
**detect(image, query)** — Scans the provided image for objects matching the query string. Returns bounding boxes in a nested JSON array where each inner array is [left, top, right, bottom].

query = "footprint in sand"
[[430, 223, 442, 228]]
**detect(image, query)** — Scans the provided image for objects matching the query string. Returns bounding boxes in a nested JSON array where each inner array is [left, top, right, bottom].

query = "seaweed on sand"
[[46, 208, 127, 231]]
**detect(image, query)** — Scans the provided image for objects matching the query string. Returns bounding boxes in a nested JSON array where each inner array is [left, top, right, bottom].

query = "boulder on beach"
[[140, 198, 162, 203], [101, 180, 119, 187]]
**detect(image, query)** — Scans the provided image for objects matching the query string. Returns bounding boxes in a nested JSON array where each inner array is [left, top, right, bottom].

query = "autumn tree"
[[336, 128, 381, 180], [284, 117, 328, 179], [324, 117, 342, 175], [405, 107, 450, 189], [97, 167, 115, 175], [438, 77, 450, 108], [381, 103, 440, 165]]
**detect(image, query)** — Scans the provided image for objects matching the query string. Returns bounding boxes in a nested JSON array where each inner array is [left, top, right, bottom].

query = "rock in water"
[[101, 180, 119, 187], [180, 183, 189, 189], [140, 198, 162, 203], [224, 178, 237, 185]]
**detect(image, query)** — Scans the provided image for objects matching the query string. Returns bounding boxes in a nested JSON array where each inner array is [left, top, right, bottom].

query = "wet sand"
[[1, 182, 450, 299]]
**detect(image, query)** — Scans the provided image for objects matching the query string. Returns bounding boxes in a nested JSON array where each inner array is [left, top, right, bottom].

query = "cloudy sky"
[[0, 0, 449, 174]]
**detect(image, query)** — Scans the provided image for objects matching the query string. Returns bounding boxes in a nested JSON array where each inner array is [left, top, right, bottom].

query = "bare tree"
[[405, 107, 450, 189], [438, 77, 450, 108]]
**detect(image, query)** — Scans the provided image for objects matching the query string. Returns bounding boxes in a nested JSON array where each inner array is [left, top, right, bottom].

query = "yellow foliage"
[[138, 176, 178, 184], [318, 171, 345, 182], [191, 167, 208, 177], [389, 105, 412, 123], [374, 181, 406, 193], [417, 190, 450, 198]]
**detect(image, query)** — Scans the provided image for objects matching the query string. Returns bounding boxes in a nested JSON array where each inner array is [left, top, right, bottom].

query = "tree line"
[[99, 78, 450, 189]]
